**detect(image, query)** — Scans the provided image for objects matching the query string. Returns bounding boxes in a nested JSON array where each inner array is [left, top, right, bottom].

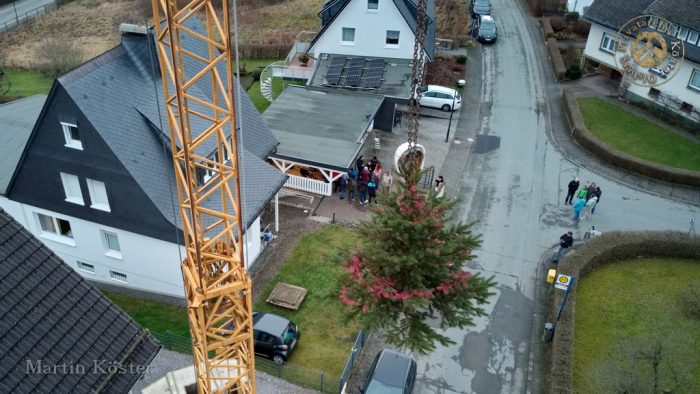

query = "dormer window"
[[61, 122, 83, 150], [368, 0, 378, 11]]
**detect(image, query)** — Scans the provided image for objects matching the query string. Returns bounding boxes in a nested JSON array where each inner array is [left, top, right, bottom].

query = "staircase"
[[261, 77, 273, 102]]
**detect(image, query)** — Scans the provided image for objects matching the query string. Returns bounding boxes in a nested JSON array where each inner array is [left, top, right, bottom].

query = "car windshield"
[[281, 323, 296, 345], [474, 0, 489, 6], [365, 379, 403, 394], [480, 21, 495, 32]]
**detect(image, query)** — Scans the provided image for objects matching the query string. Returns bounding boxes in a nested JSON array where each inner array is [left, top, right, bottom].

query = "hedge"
[[549, 231, 700, 394], [561, 88, 700, 187], [542, 18, 554, 39], [546, 38, 566, 81]]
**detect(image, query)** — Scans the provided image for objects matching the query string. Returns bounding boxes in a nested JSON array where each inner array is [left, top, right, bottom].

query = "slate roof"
[[0, 208, 161, 393], [263, 86, 384, 169], [584, 0, 700, 63], [0, 95, 46, 195], [311, 0, 436, 60], [54, 22, 285, 230]]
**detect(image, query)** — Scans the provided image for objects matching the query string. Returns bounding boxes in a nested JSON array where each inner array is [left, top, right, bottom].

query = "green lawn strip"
[[3, 69, 53, 97], [237, 58, 282, 75], [574, 259, 700, 393], [254, 225, 361, 379], [104, 291, 190, 339], [247, 80, 270, 113], [577, 97, 700, 172]]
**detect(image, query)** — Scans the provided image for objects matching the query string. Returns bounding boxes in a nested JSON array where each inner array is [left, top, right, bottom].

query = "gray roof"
[[55, 22, 285, 230], [0, 95, 46, 195], [0, 208, 161, 393], [263, 86, 384, 169], [308, 54, 414, 98], [312, 0, 435, 60], [584, 0, 700, 63]]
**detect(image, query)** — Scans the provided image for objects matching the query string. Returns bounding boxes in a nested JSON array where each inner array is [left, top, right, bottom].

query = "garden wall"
[[542, 17, 554, 39], [546, 38, 566, 81], [549, 231, 700, 394], [562, 88, 700, 187]]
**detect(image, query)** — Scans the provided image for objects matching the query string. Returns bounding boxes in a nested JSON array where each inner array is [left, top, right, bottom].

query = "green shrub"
[[565, 11, 580, 23], [566, 64, 582, 80], [455, 54, 467, 65], [251, 68, 262, 82]]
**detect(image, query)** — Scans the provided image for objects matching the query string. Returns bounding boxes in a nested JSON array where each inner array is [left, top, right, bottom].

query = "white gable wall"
[[310, 0, 415, 59], [584, 23, 700, 116], [0, 197, 263, 299]]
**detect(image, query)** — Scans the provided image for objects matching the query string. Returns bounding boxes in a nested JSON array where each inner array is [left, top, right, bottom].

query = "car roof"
[[480, 15, 494, 22], [371, 349, 415, 387], [426, 85, 458, 94], [253, 312, 291, 336]]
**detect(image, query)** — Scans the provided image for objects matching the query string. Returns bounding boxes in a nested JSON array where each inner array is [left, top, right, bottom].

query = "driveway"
[[412, 0, 697, 393]]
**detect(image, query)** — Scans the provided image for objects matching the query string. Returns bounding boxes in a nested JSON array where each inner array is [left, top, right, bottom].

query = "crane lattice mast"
[[151, 0, 255, 391]]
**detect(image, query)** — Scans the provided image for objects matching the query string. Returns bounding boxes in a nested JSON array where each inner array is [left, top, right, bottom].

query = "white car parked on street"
[[418, 85, 462, 112]]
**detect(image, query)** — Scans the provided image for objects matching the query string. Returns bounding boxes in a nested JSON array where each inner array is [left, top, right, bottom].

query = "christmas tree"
[[339, 167, 495, 354]]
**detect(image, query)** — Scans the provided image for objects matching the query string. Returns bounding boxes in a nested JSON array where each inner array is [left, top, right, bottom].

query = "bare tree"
[[35, 37, 84, 78]]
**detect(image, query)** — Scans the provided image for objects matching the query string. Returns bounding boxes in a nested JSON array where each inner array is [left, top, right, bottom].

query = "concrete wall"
[[310, 0, 415, 59], [0, 197, 263, 299]]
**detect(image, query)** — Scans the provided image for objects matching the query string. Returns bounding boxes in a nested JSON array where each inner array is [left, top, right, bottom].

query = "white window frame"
[[60, 172, 84, 205], [77, 261, 95, 274], [385, 30, 400, 47], [61, 122, 83, 150], [101, 230, 122, 260], [600, 33, 617, 54], [341, 27, 356, 45], [86, 178, 110, 212], [676, 27, 689, 41], [34, 212, 75, 246], [688, 30, 699, 46], [109, 270, 128, 282], [367, 0, 378, 11], [689, 69, 700, 92]]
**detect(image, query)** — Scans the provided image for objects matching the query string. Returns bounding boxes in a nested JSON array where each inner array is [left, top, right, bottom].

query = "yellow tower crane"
[[151, 0, 255, 392]]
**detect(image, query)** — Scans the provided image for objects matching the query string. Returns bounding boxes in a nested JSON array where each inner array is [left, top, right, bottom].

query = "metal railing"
[[285, 174, 331, 196], [0, 2, 55, 33], [339, 330, 367, 394], [152, 330, 341, 393]]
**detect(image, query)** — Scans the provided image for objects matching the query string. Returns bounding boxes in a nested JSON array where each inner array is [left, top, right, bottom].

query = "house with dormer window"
[[582, 0, 700, 126], [0, 22, 286, 301]]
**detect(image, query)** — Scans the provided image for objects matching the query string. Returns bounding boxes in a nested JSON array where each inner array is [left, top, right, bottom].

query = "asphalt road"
[[0, 0, 54, 31], [413, 1, 697, 393]]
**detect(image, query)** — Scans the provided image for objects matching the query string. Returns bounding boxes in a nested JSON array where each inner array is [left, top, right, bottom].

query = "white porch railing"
[[284, 175, 331, 196], [271, 64, 315, 81]]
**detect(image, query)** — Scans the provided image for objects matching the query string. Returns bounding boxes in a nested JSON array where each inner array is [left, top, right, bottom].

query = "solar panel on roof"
[[344, 58, 365, 87], [362, 61, 385, 88], [368, 58, 384, 70], [323, 57, 347, 85]]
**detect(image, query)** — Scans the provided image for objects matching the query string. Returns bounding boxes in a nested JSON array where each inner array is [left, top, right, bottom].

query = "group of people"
[[565, 177, 602, 221], [337, 155, 394, 205]]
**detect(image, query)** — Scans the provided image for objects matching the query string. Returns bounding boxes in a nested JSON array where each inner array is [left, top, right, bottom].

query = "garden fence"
[[151, 330, 340, 393], [0, 2, 55, 33], [338, 330, 367, 394]]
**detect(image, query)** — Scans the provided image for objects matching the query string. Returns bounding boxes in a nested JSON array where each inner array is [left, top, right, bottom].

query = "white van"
[[418, 85, 462, 112]]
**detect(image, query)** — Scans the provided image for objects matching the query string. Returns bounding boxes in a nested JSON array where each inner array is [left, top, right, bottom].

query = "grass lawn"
[[255, 225, 361, 378], [577, 97, 700, 172], [3, 69, 53, 97], [104, 292, 190, 338], [574, 259, 700, 393], [247, 77, 305, 113]]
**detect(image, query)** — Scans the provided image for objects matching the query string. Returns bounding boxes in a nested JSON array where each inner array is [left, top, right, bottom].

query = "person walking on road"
[[553, 231, 574, 263], [581, 196, 597, 220], [573, 197, 586, 221], [565, 177, 579, 205], [591, 185, 602, 214]]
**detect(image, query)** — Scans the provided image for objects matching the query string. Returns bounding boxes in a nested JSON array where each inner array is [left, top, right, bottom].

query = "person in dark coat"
[[585, 183, 597, 202], [591, 185, 602, 214], [338, 172, 348, 200], [565, 177, 579, 205], [347, 171, 357, 202], [358, 180, 368, 205], [553, 231, 574, 263], [368, 156, 379, 173], [356, 155, 364, 172]]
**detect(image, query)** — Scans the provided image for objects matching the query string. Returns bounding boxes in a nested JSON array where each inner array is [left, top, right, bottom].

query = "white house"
[[582, 0, 700, 125], [0, 23, 286, 302]]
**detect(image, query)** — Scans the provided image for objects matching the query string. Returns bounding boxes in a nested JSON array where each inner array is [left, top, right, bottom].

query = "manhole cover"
[[266, 282, 308, 310]]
